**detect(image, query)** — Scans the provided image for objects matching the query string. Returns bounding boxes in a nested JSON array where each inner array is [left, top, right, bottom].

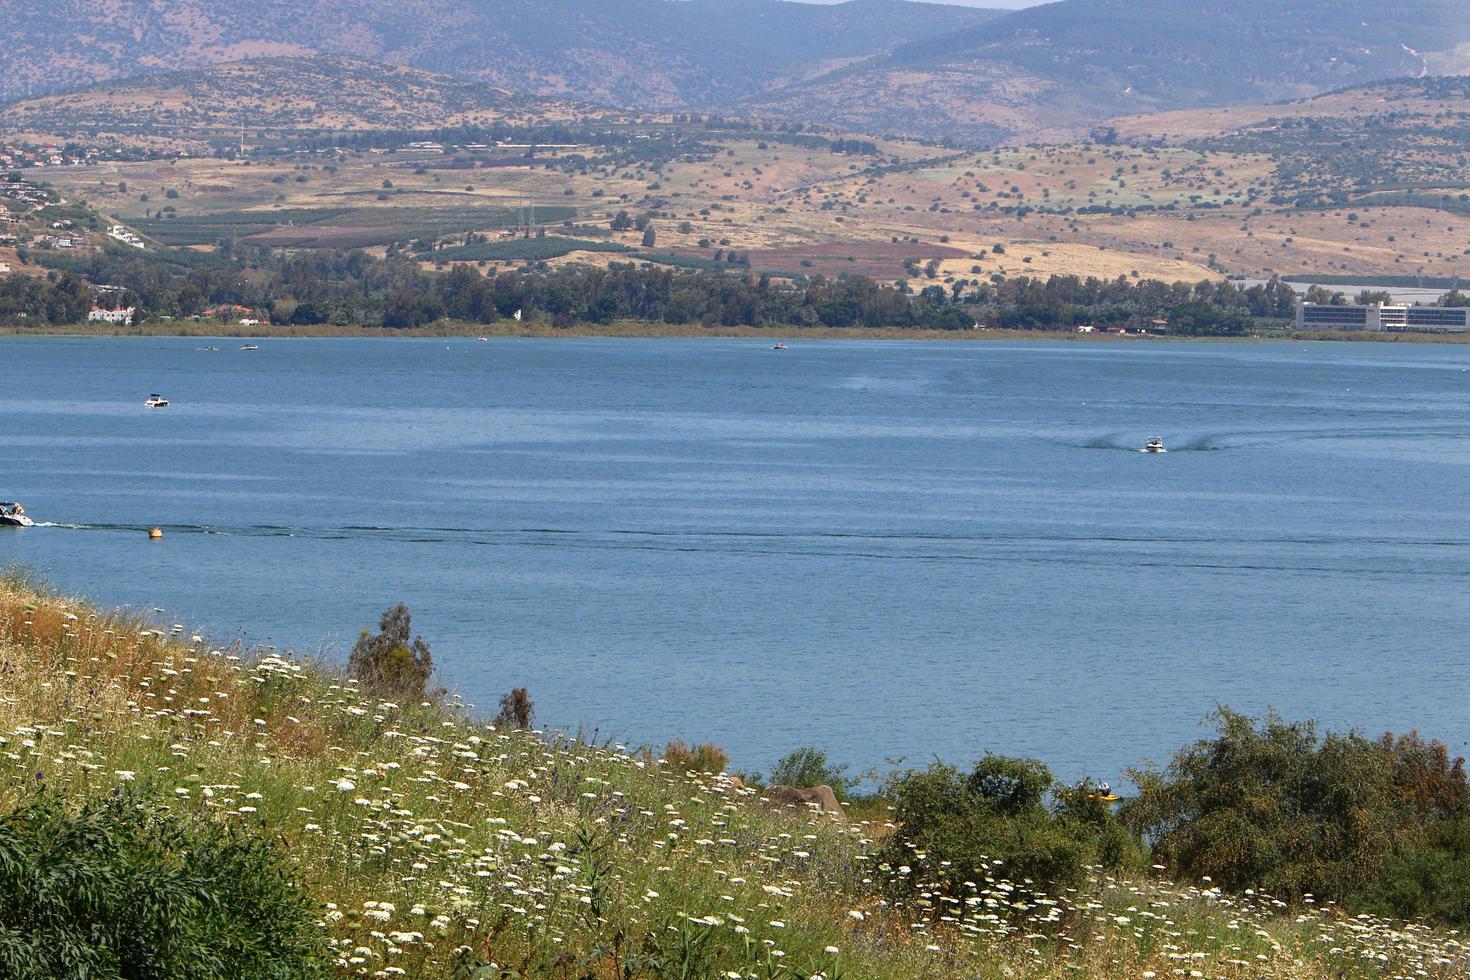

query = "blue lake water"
[[2, 336, 1468, 782]]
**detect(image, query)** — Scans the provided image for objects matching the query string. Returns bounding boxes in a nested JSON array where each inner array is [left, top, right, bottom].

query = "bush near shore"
[[0, 575, 1466, 978]]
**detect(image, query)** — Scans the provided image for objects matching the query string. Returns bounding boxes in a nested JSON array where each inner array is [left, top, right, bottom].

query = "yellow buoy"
[[148, 527, 163, 540]]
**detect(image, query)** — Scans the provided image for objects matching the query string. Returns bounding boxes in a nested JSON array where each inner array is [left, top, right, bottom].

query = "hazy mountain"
[[746, 0, 1470, 141], [6, 0, 1466, 146], [0, 0, 1000, 108]]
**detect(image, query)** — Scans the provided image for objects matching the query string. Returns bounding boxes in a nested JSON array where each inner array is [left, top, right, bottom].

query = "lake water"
[[2, 336, 1468, 783]]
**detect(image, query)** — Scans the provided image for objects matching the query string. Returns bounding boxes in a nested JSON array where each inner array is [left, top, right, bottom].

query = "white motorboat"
[[240, 344, 260, 351], [145, 394, 170, 408], [1143, 437, 1166, 453], [772, 343, 788, 351], [0, 502, 34, 527]]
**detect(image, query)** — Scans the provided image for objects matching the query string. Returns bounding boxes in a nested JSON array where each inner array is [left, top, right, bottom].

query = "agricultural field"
[[21, 108, 1470, 286]]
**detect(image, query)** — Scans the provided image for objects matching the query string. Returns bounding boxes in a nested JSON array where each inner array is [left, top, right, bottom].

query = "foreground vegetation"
[[1, 576, 1468, 977]]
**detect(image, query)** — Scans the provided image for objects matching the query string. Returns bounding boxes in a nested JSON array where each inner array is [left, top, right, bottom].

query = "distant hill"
[[0, 56, 590, 138], [1103, 75, 1470, 206], [6, 0, 1468, 146], [1106, 75, 1470, 143], [0, 0, 1000, 109], [745, 0, 1470, 141]]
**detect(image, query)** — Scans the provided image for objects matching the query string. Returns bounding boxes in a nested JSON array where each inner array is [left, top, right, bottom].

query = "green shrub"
[[1123, 709, 1470, 917], [967, 754, 1051, 814], [1363, 844, 1470, 924], [768, 746, 853, 800], [1054, 780, 1142, 871], [882, 755, 1132, 908], [0, 792, 329, 979]]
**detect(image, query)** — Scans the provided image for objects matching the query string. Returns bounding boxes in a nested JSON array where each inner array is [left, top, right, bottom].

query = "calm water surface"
[[2, 336, 1467, 780]]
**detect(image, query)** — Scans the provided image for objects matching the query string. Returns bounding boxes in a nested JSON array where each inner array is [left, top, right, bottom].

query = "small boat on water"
[[145, 393, 169, 408], [0, 502, 34, 527], [240, 344, 260, 351], [1143, 437, 1166, 453], [772, 343, 788, 351], [477, 336, 489, 342]]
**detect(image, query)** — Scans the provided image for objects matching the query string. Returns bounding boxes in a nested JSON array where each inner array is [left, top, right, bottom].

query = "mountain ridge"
[[744, 0, 1470, 140], [4, 0, 1468, 146], [0, 0, 1001, 109]]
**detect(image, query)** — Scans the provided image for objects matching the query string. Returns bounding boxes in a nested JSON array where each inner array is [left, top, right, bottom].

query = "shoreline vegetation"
[[9, 244, 1466, 345], [2, 574, 1469, 978], [6, 319, 1470, 343]]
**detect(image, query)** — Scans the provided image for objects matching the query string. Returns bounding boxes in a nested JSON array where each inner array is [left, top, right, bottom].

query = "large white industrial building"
[[1296, 302, 1470, 332]]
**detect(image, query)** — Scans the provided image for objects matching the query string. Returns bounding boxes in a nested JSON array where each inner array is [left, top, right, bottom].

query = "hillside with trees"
[[1107, 76, 1470, 208], [0, 56, 593, 139]]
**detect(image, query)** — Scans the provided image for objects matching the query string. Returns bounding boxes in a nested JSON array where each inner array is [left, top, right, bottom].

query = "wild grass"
[[0, 575, 1465, 978]]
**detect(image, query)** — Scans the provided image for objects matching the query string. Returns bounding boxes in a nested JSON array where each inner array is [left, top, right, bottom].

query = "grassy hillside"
[[0, 573, 1464, 977]]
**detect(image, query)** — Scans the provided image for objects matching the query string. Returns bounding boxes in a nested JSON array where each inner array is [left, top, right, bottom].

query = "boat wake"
[[1074, 434, 1228, 453], [27, 521, 1470, 580]]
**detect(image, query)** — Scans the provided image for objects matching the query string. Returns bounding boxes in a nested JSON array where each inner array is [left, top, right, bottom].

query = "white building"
[[0, 262, 10, 276], [1296, 302, 1470, 333], [107, 225, 146, 249], [87, 307, 136, 325]]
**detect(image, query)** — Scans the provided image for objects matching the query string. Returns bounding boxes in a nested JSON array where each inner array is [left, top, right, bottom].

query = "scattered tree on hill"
[[496, 688, 535, 729], [348, 603, 436, 702]]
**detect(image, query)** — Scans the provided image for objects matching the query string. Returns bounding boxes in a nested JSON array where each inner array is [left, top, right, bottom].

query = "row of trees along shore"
[[0, 245, 1324, 334]]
